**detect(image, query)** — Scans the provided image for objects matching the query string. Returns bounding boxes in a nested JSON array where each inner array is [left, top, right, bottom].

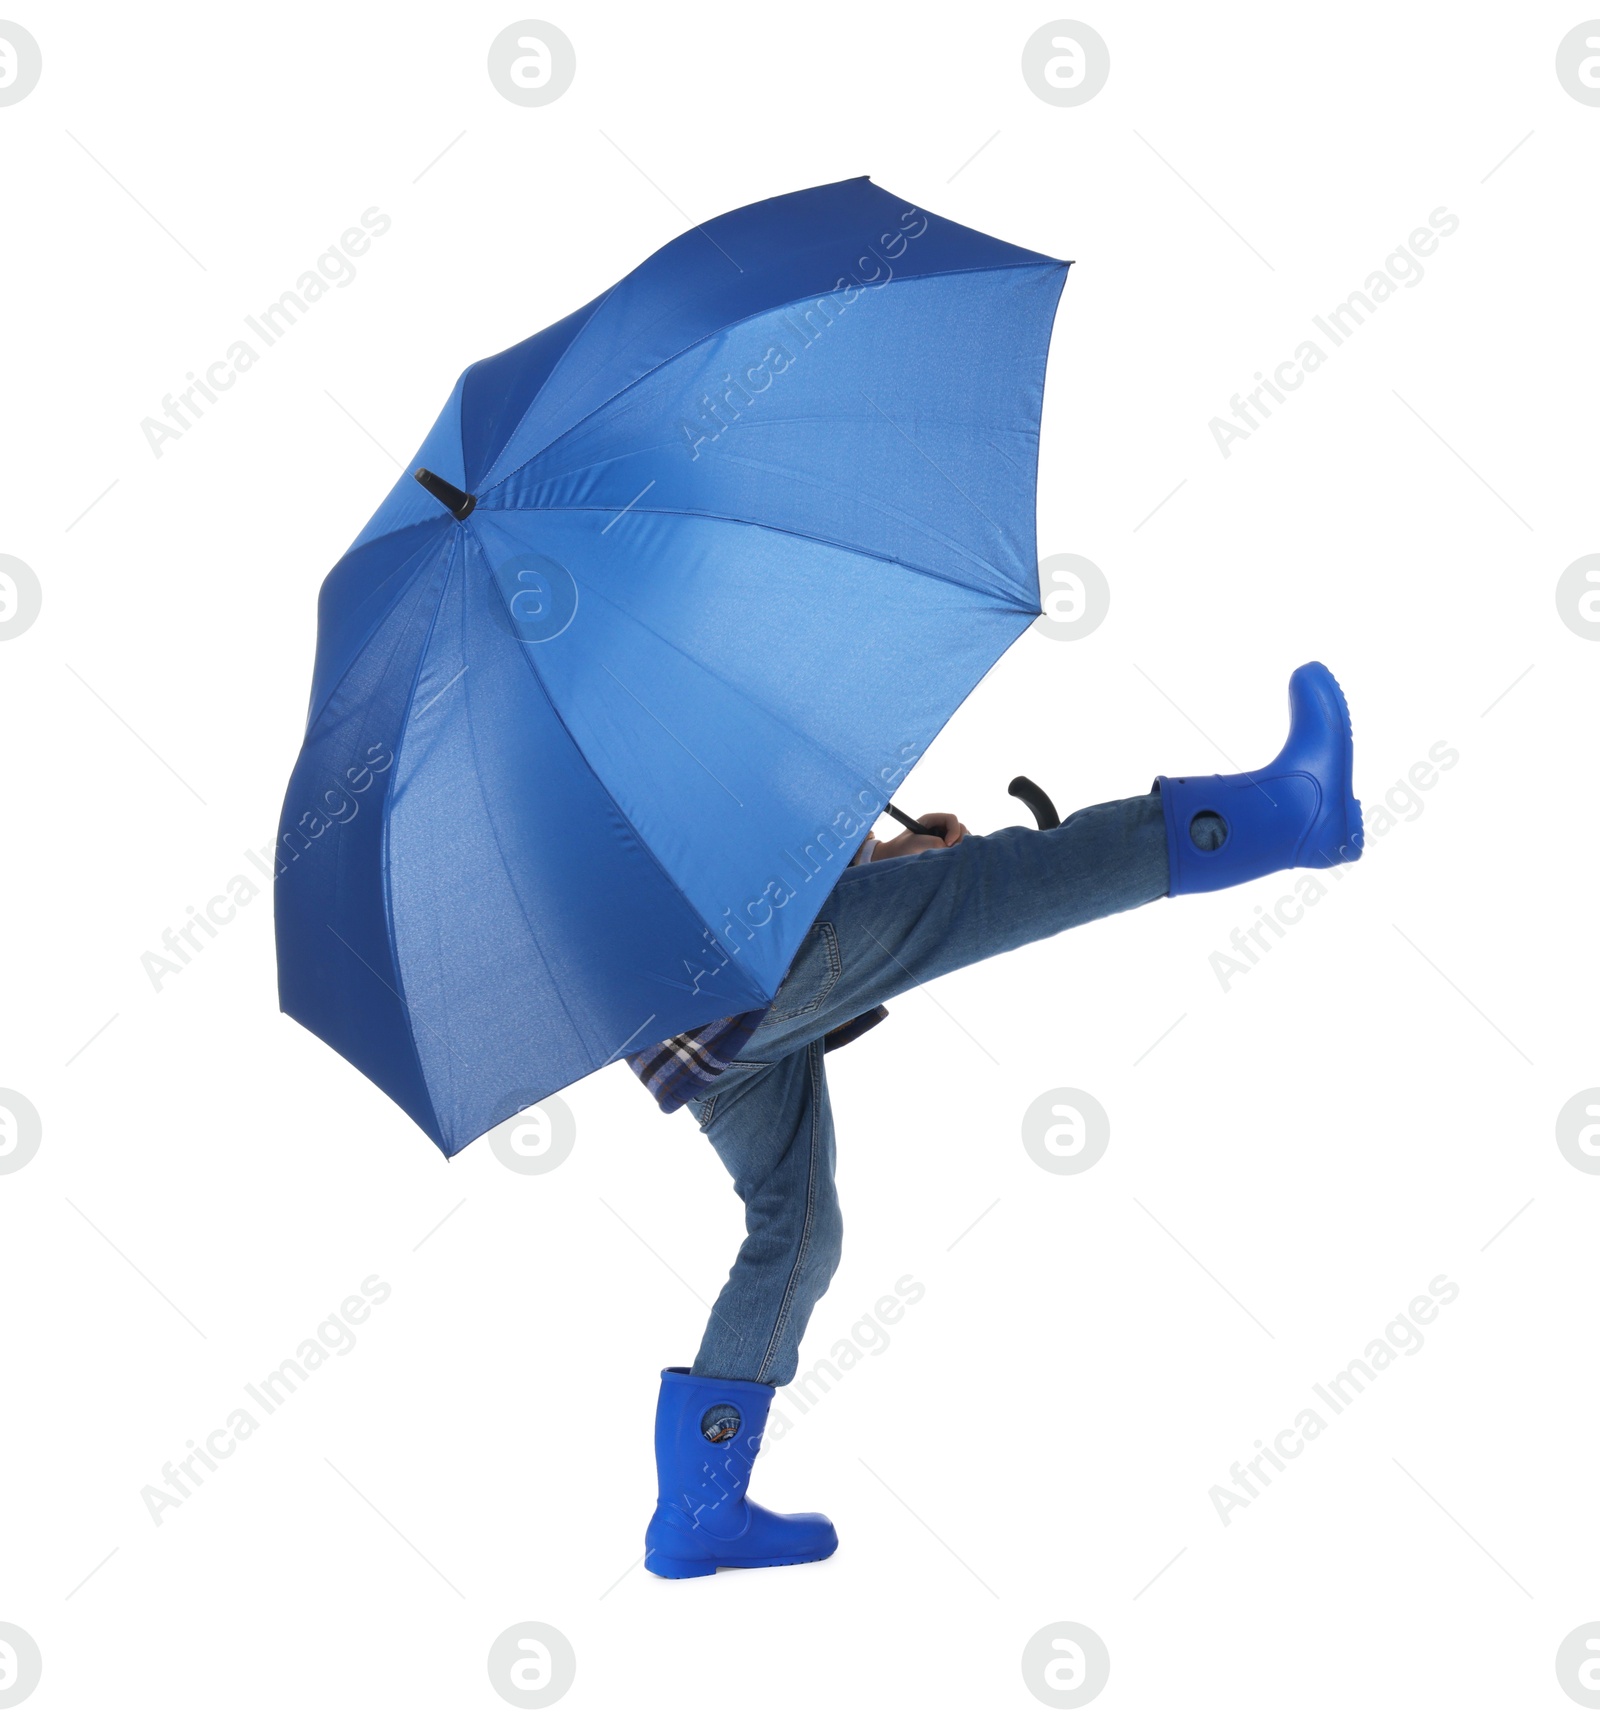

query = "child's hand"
[[874, 812, 969, 860]]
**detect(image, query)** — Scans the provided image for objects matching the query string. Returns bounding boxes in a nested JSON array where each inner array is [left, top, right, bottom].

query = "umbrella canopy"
[[276, 176, 1068, 1155]]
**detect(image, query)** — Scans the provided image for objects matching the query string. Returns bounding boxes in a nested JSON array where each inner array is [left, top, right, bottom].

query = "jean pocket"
[[690, 1059, 770, 1130], [759, 921, 842, 1024]]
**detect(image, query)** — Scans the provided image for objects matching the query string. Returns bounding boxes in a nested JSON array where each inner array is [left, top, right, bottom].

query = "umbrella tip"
[[414, 468, 477, 521]]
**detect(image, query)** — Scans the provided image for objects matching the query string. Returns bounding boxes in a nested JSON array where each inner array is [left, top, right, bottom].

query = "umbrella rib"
[[301, 527, 461, 743], [324, 923, 469, 1066], [497, 429, 1028, 598], [484, 500, 1029, 610], [663, 453, 1022, 595], [477, 260, 1063, 499], [456, 280, 618, 492]]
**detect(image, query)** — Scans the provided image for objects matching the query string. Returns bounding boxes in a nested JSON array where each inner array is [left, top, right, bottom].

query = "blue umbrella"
[[275, 177, 1068, 1155]]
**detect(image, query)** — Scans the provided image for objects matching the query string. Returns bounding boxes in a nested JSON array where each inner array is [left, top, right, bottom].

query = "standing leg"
[[643, 1039, 842, 1579], [690, 1038, 839, 1387]]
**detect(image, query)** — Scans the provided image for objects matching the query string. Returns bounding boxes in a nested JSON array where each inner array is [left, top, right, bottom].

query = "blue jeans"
[[687, 792, 1169, 1385]]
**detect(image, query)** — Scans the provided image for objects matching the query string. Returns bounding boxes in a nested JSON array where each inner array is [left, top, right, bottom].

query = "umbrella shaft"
[[885, 802, 943, 839]]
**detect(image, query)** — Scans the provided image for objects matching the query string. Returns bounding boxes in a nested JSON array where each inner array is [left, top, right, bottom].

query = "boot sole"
[[645, 1538, 839, 1580]]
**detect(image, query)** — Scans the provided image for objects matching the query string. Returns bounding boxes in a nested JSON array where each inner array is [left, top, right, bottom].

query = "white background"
[[2, 1, 1597, 1723]]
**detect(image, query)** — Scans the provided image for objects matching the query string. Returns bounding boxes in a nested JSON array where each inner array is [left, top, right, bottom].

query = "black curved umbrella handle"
[[1007, 776, 1060, 830]]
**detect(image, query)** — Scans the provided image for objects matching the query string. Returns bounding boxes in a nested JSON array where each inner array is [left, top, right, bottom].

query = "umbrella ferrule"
[[413, 467, 477, 520]]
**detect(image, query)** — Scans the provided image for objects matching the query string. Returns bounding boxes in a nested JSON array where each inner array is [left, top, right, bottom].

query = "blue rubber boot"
[[1155, 662, 1364, 896], [643, 1368, 838, 1579]]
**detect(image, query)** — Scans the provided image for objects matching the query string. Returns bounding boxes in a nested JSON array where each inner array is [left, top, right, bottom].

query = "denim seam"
[[756, 1040, 824, 1383]]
